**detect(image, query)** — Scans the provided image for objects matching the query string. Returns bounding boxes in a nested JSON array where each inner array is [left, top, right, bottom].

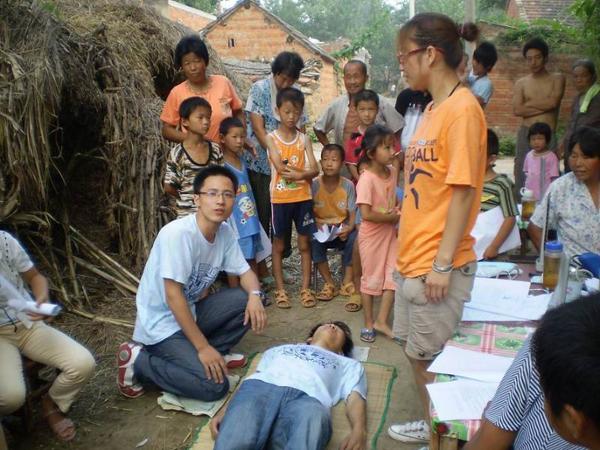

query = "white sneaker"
[[387, 420, 430, 443], [116, 342, 144, 398]]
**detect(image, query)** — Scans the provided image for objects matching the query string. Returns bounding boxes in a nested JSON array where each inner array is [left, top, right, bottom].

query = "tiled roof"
[[513, 0, 577, 24]]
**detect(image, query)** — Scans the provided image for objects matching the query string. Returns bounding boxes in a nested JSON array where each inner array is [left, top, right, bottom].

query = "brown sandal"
[[274, 289, 291, 309], [315, 282, 339, 301], [300, 289, 317, 308], [345, 293, 362, 312], [44, 408, 76, 442], [339, 282, 355, 297]]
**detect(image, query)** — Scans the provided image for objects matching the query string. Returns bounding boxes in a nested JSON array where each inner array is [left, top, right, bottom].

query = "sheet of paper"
[[313, 224, 342, 243], [428, 345, 513, 382], [427, 379, 499, 421], [471, 207, 521, 260], [351, 346, 370, 362], [255, 224, 272, 263], [461, 278, 547, 322], [463, 292, 551, 322]]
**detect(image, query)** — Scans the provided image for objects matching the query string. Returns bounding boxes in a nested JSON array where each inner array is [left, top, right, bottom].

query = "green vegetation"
[[571, 0, 600, 65], [179, 0, 218, 13], [495, 18, 582, 52], [498, 134, 516, 157]]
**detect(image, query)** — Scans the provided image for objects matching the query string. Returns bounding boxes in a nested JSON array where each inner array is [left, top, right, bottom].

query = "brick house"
[[167, 0, 216, 31], [200, 0, 340, 120], [506, 0, 577, 24]]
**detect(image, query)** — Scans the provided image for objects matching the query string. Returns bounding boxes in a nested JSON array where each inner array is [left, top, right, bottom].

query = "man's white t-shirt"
[[246, 344, 367, 408], [133, 214, 250, 345]]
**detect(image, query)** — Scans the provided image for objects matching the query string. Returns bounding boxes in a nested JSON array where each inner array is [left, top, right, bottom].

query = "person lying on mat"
[[210, 321, 367, 450]]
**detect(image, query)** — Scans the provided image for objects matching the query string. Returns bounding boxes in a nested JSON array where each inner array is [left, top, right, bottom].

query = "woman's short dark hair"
[[271, 51, 304, 79], [569, 126, 600, 158], [522, 37, 549, 59], [572, 59, 597, 83], [175, 35, 210, 69], [398, 13, 479, 69], [487, 128, 499, 156], [192, 165, 238, 194], [473, 41, 498, 71], [307, 321, 354, 357]]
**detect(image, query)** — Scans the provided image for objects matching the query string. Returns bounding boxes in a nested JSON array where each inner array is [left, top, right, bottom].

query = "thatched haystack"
[[0, 0, 243, 315]]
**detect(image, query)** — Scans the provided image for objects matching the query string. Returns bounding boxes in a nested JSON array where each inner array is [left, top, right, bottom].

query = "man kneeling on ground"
[[117, 165, 267, 400], [210, 321, 367, 450]]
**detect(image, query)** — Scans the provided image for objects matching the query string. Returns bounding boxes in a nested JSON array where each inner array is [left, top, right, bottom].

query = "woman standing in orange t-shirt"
[[387, 14, 488, 444]]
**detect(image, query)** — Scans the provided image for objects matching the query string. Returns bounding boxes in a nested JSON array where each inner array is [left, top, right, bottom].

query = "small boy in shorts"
[[311, 144, 357, 301], [265, 88, 320, 309], [220, 117, 263, 274], [345, 90, 379, 182], [480, 129, 519, 259], [164, 97, 223, 218]]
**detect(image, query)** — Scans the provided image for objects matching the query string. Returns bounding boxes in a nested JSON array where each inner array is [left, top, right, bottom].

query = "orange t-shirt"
[[160, 75, 243, 142], [396, 88, 487, 277], [268, 130, 312, 204]]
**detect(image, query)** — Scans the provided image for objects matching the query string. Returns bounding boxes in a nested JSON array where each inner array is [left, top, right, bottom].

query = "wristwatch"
[[250, 290, 265, 300]]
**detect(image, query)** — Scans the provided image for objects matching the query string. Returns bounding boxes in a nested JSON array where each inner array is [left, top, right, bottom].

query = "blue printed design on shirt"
[[281, 346, 339, 370], [183, 263, 220, 302]]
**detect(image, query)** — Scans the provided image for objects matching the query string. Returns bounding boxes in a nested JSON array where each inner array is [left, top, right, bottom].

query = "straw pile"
[[0, 0, 243, 320]]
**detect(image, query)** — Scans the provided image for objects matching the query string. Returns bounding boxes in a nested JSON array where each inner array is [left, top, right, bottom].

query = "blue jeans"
[[311, 229, 357, 267], [134, 288, 249, 401], [214, 380, 332, 450]]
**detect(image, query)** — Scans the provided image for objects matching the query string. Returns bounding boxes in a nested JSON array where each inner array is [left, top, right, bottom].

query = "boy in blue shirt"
[[468, 42, 498, 108], [219, 117, 263, 275]]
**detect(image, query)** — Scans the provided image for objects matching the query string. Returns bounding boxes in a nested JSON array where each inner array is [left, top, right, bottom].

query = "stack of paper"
[[427, 379, 499, 421], [461, 278, 550, 322], [427, 346, 514, 421]]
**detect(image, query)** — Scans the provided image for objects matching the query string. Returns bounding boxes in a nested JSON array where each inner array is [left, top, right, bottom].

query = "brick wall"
[[486, 47, 579, 137], [203, 2, 340, 120]]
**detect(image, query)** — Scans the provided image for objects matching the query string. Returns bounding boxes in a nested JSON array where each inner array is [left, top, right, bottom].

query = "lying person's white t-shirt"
[[246, 344, 367, 408]]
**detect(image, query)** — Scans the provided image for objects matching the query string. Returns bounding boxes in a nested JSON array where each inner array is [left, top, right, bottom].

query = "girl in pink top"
[[524, 122, 560, 200], [355, 125, 400, 343]]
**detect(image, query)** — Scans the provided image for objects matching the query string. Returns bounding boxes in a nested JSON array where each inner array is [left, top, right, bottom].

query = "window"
[[227, 38, 235, 48]]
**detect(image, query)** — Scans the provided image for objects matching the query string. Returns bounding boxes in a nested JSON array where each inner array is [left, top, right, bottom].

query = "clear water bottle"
[[543, 241, 563, 290]]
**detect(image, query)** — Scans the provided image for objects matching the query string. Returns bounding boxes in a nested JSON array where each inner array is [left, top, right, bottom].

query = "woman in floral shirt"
[[244, 51, 307, 240], [528, 126, 600, 259]]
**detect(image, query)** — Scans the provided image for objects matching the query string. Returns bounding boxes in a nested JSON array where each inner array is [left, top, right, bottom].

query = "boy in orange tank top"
[[265, 88, 320, 309]]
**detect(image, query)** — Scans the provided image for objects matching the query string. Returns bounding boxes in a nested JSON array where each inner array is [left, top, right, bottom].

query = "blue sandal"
[[360, 328, 376, 343]]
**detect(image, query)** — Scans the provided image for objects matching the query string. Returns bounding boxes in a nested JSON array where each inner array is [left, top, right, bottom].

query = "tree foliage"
[[571, 0, 600, 64], [179, 0, 218, 13]]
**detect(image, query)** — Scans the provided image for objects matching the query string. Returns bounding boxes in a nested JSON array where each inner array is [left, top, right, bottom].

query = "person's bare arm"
[[164, 279, 227, 383], [266, 134, 289, 175], [314, 129, 329, 146], [249, 112, 270, 151], [484, 216, 517, 260], [527, 74, 566, 112], [359, 204, 399, 224], [347, 164, 360, 182], [513, 80, 545, 118], [209, 403, 228, 440], [462, 419, 516, 450], [278, 137, 320, 181], [425, 185, 476, 302], [238, 269, 267, 333], [527, 221, 543, 252], [162, 123, 186, 143], [340, 392, 367, 450], [20, 267, 50, 321]]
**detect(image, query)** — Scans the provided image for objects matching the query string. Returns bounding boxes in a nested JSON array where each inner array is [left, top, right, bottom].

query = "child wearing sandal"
[[265, 87, 319, 309], [355, 125, 400, 343], [311, 144, 357, 302], [0, 231, 95, 442]]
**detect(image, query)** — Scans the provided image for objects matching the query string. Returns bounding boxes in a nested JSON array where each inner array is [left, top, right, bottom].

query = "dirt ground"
[[6, 156, 518, 450]]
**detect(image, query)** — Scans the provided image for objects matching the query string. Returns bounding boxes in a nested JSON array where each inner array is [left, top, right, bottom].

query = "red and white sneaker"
[[116, 342, 145, 398], [224, 353, 247, 369]]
